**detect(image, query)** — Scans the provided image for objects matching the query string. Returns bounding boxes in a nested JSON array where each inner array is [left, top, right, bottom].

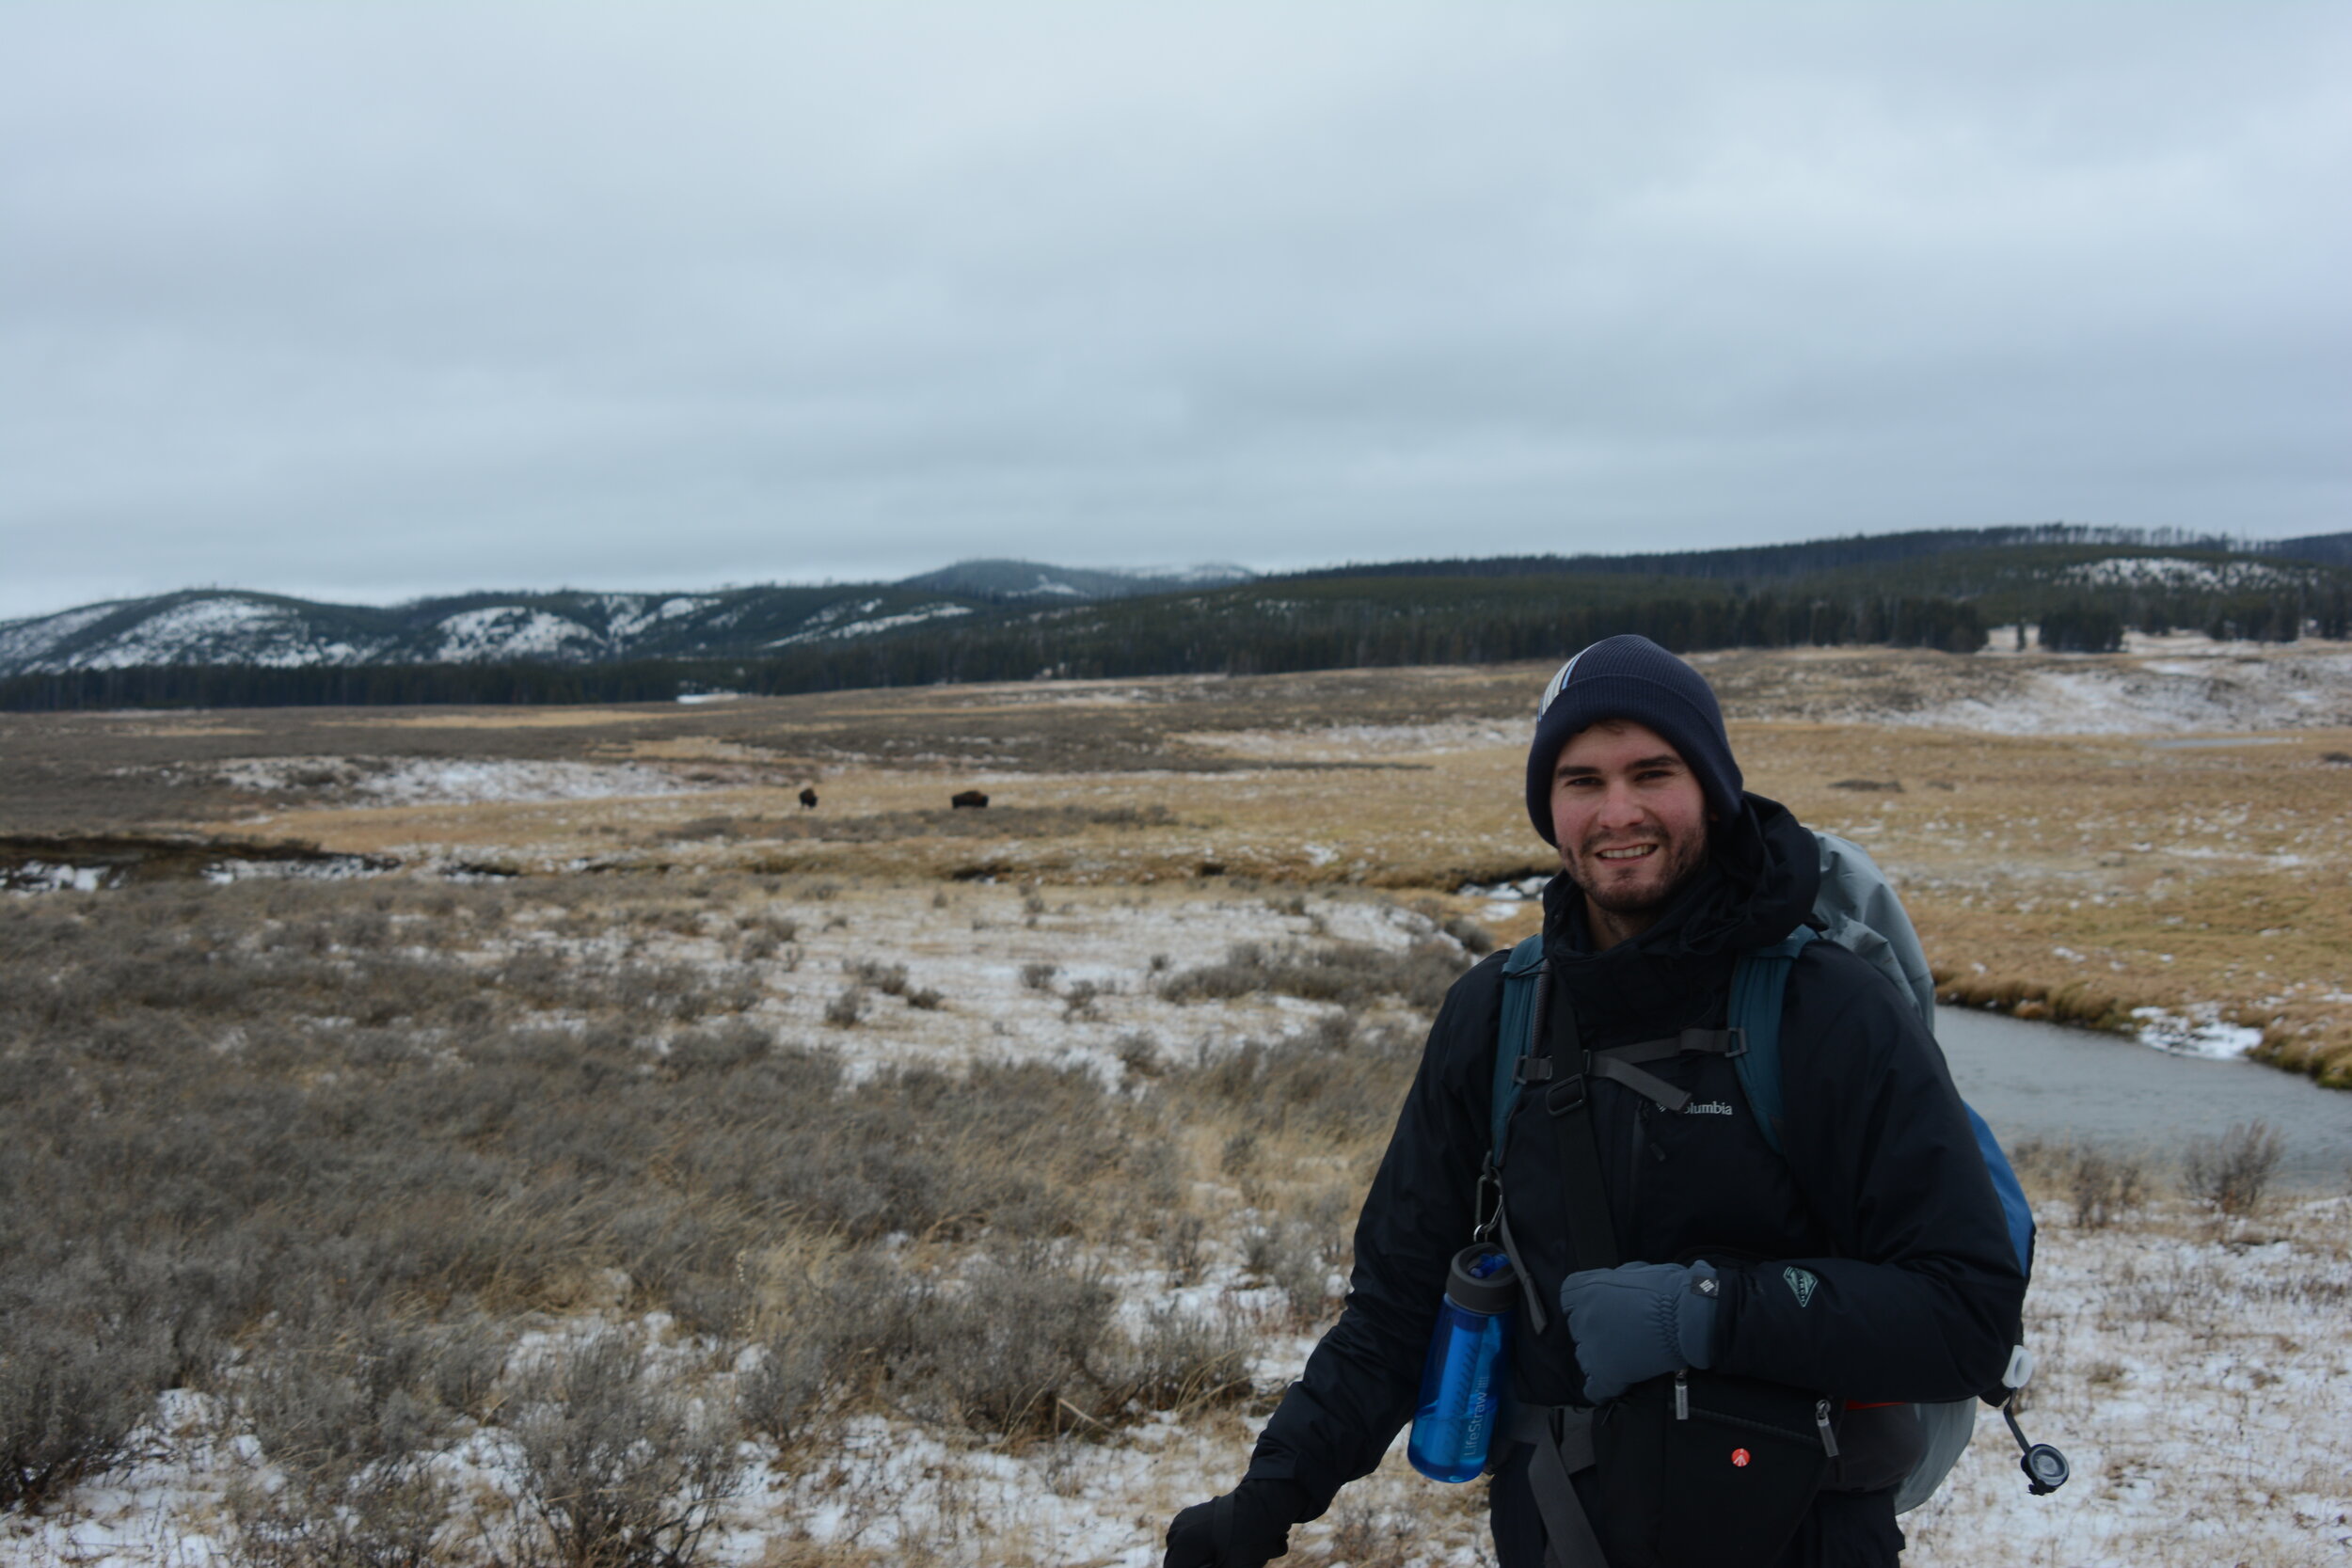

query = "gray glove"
[[1557, 1259, 1723, 1403]]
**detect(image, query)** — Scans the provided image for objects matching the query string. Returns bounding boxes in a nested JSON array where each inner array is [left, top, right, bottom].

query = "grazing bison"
[[799, 785, 819, 809], [950, 789, 989, 809]]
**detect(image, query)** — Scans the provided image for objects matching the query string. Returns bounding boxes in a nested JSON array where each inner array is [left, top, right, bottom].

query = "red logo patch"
[[1731, 1448, 1752, 1468]]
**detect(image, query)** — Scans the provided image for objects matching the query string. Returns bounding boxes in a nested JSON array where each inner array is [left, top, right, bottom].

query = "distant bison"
[[799, 785, 819, 809], [951, 789, 989, 809]]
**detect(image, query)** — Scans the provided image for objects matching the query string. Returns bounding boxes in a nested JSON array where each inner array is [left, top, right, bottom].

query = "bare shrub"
[[1252, 1220, 1340, 1328], [1159, 938, 1470, 1012], [842, 958, 908, 997], [823, 984, 867, 1028], [1114, 1032, 1161, 1079], [664, 1021, 771, 1077], [0, 1259, 179, 1513], [1439, 914, 1495, 957], [739, 912, 798, 942], [1169, 1022, 1419, 1144], [905, 986, 946, 1011], [228, 1312, 468, 1568], [505, 1330, 742, 1568], [889, 1259, 1115, 1434], [1102, 1305, 1251, 1414], [2069, 1147, 2146, 1228], [2184, 1120, 2284, 1215], [1318, 1500, 1418, 1568], [1160, 1214, 1206, 1286], [1061, 979, 1102, 1021], [739, 1328, 838, 1453], [1020, 961, 1059, 991]]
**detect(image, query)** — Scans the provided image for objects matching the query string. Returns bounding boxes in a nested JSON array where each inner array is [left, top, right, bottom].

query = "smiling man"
[[1167, 635, 2024, 1568]]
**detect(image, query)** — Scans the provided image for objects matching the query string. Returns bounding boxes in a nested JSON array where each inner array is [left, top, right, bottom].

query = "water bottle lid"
[[1445, 1245, 1518, 1316]]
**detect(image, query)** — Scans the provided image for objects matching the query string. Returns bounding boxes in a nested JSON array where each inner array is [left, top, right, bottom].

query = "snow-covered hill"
[[0, 563, 1260, 676], [0, 586, 980, 675]]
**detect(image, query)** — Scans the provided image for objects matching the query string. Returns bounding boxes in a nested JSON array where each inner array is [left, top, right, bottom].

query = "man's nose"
[[1595, 779, 1646, 827]]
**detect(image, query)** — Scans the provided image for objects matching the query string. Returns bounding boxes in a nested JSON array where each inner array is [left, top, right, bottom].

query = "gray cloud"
[[3, 4, 2346, 618]]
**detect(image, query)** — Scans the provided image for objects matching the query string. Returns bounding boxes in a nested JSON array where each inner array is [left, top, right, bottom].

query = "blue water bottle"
[[1407, 1245, 1518, 1482]]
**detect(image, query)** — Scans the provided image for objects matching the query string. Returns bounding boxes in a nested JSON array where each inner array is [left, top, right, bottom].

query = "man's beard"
[[1565, 828, 1710, 917]]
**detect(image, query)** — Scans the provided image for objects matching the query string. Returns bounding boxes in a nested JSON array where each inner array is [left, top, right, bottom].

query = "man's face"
[[1548, 719, 1711, 925]]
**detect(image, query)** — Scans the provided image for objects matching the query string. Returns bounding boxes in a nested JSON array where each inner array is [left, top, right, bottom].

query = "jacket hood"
[[1541, 792, 1820, 1039]]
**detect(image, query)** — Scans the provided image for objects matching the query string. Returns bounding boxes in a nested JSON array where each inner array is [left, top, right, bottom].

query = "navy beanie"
[[1524, 634, 1744, 845]]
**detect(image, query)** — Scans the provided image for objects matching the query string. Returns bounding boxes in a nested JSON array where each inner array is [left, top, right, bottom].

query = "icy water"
[[1939, 1007, 2352, 1188]]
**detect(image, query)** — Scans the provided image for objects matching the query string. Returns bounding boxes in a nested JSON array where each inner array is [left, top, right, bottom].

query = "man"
[[1165, 635, 2025, 1567]]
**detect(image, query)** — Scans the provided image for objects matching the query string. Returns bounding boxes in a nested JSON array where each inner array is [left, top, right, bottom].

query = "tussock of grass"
[[1158, 937, 1471, 1013]]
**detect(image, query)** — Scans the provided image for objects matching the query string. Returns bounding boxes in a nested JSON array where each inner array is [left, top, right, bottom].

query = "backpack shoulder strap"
[[1490, 933, 1548, 1160], [1729, 927, 1816, 1158]]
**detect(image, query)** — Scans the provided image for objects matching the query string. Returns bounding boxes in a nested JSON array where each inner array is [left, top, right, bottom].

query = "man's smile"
[[1594, 844, 1660, 862]]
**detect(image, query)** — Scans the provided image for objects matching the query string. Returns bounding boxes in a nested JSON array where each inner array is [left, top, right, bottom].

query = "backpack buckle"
[[1513, 1056, 1555, 1085], [1724, 1027, 1748, 1058], [1544, 1073, 1588, 1116]]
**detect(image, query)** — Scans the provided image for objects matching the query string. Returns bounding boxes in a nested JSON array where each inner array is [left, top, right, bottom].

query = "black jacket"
[[1244, 796, 2026, 1561]]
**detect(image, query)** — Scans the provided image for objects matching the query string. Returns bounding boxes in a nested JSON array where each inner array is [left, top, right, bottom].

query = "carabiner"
[[1472, 1161, 1502, 1242]]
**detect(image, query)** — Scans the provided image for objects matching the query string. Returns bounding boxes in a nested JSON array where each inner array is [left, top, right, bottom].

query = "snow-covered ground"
[[1890, 651, 2352, 736], [1906, 1196, 2352, 1568], [516, 880, 1451, 1084], [215, 755, 708, 806], [7, 883, 2345, 1567], [13, 1199, 2344, 1568]]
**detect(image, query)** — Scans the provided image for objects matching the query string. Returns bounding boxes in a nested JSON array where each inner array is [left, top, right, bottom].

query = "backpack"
[[1487, 831, 2039, 1515]]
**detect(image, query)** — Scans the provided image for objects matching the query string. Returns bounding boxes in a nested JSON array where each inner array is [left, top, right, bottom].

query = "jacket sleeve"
[[1241, 952, 1503, 1513], [1713, 943, 2026, 1402]]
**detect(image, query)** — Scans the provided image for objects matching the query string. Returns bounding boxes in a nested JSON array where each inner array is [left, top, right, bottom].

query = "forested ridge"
[[7, 531, 2348, 711]]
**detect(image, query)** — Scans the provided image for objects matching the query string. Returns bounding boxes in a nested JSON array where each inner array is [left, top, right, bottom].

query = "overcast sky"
[[3, 5, 2346, 620]]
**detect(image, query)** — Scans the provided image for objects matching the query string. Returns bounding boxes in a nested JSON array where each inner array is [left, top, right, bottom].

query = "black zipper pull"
[[1675, 1370, 1689, 1420], [1815, 1399, 1839, 1458]]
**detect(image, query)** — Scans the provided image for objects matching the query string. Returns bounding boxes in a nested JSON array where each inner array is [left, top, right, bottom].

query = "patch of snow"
[[601, 594, 717, 641], [767, 602, 973, 647], [2, 861, 115, 893], [1893, 653, 2352, 735], [0, 602, 119, 669], [1461, 875, 1551, 901], [2059, 555, 2303, 591], [432, 607, 602, 662], [217, 755, 700, 806], [2129, 1004, 2265, 1059], [28, 594, 389, 673]]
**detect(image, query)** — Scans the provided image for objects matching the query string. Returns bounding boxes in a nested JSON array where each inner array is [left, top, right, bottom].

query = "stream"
[[1937, 1006, 2352, 1189]]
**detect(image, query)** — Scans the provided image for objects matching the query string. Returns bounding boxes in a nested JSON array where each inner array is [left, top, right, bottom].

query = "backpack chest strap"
[[1518, 1028, 1744, 1115]]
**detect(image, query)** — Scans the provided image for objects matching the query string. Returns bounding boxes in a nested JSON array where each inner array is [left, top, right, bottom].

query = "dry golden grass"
[[9, 649, 2348, 1085]]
